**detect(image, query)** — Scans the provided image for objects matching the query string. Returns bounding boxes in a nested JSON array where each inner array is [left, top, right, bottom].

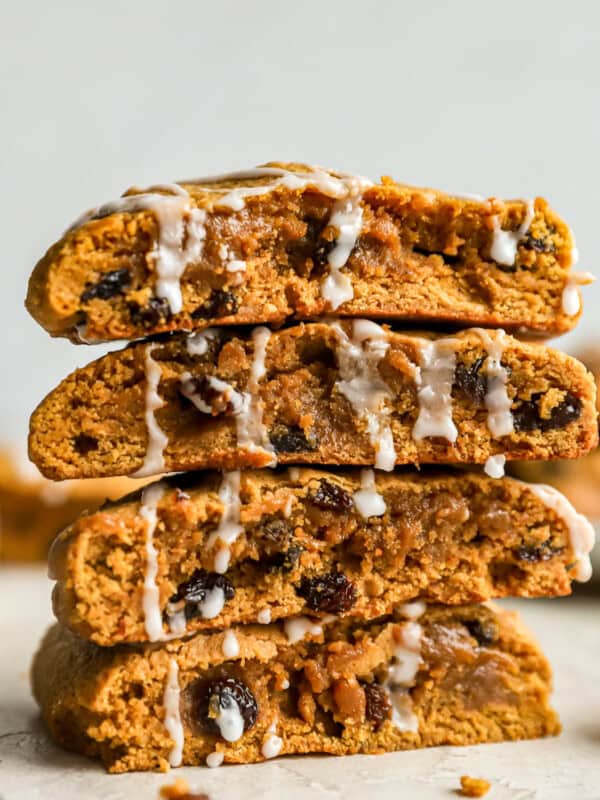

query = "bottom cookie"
[[31, 603, 559, 773]]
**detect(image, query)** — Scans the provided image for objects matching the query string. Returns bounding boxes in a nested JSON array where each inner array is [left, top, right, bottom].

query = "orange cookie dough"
[[49, 467, 594, 646], [29, 323, 598, 480], [26, 163, 584, 343], [0, 449, 149, 561], [31, 604, 560, 773]]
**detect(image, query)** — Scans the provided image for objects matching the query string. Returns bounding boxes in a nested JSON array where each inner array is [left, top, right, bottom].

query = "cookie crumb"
[[160, 778, 209, 800], [459, 775, 491, 797]]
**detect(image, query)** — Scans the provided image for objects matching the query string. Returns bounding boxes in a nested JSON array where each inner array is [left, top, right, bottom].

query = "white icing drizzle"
[[397, 600, 426, 620], [167, 608, 187, 637], [412, 338, 458, 443], [386, 620, 423, 732], [180, 373, 243, 415], [72, 184, 206, 315], [284, 616, 323, 644], [257, 608, 272, 624], [489, 199, 534, 266], [133, 344, 168, 478], [206, 471, 244, 574], [321, 197, 364, 309], [163, 658, 184, 767], [527, 483, 595, 582], [475, 328, 514, 438], [562, 271, 595, 317], [206, 750, 224, 768], [218, 242, 247, 275], [484, 454, 506, 479], [353, 469, 386, 518], [261, 720, 283, 759], [140, 482, 166, 641], [214, 695, 245, 742], [222, 630, 240, 658], [186, 327, 218, 356], [280, 678, 290, 690], [333, 320, 397, 470]]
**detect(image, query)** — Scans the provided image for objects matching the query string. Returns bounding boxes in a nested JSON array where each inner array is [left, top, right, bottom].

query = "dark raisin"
[[453, 357, 487, 405], [191, 289, 238, 319], [286, 218, 329, 276], [73, 433, 98, 454], [522, 233, 555, 253], [195, 677, 258, 737], [269, 426, 317, 453], [413, 246, 460, 265], [128, 296, 172, 328], [310, 480, 354, 512], [513, 392, 581, 432], [364, 683, 392, 729], [80, 268, 131, 302], [179, 375, 237, 416], [296, 571, 357, 613], [515, 540, 558, 563], [169, 570, 234, 621], [313, 238, 336, 268], [265, 544, 303, 573], [464, 618, 498, 647]]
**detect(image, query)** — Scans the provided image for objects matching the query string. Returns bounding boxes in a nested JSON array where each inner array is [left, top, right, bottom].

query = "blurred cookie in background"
[[0, 449, 150, 562]]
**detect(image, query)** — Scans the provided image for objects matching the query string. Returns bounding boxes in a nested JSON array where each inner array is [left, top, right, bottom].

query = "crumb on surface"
[[160, 778, 209, 800], [459, 775, 491, 797]]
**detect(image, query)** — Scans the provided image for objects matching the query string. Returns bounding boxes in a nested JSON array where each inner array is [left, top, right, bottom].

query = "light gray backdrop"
[[2, 0, 598, 453]]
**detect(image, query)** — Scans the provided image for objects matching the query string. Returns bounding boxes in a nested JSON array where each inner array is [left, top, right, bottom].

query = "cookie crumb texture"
[[459, 775, 491, 797], [50, 469, 581, 646], [25, 164, 579, 342], [28, 324, 598, 480], [31, 605, 560, 772]]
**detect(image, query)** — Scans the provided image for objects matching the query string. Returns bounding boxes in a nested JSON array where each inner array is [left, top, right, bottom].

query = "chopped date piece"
[[195, 677, 258, 737], [363, 683, 392, 730], [513, 392, 581, 432], [453, 357, 487, 405], [310, 480, 354, 512], [169, 570, 234, 621], [269, 426, 316, 453], [191, 289, 238, 319], [80, 268, 131, 302], [261, 517, 294, 546], [464, 618, 498, 647], [296, 571, 357, 613], [128, 296, 172, 328]]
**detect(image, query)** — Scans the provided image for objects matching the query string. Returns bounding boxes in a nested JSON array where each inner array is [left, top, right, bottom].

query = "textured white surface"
[[1, 567, 600, 799]]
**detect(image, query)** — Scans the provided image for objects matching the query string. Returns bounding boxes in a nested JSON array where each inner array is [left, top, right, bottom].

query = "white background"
[[2, 0, 599, 451]]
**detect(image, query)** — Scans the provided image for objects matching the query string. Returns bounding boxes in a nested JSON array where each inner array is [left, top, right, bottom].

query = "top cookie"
[[25, 163, 587, 342]]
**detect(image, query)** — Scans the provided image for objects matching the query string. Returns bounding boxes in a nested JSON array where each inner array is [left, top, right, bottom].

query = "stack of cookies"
[[27, 164, 597, 773]]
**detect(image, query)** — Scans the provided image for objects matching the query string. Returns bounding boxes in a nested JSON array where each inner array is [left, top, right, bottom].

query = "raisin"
[[195, 677, 258, 737], [464, 618, 498, 647], [80, 268, 131, 302], [265, 545, 303, 573], [513, 392, 581, 432], [191, 289, 238, 319], [310, 480, 354, 512], [269, 426, 317, 453], [128, 296, 172, 328], [523, 233, 555, 253], [296, 571, 357, 613], [515, 540, 558, 563], [363, 683, 392, 730], [169, 570, 234, 621], [313, 238, 336, 269], [261, 517, 294, 545], [179, 375, 237, 416], [413, 246, 460, 265], [453, 357, 487, 405]]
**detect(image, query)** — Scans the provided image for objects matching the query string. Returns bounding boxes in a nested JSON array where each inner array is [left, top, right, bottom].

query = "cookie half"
[[29, 323, 598, 479], [25, 162, 586, 342], [31, 604, 560, 772], [48, 468, 594, 646]]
